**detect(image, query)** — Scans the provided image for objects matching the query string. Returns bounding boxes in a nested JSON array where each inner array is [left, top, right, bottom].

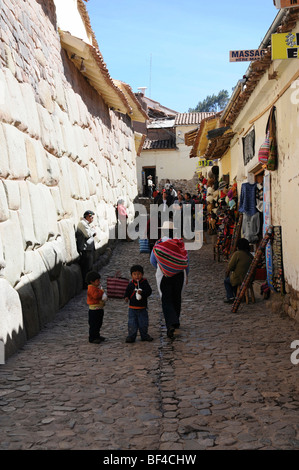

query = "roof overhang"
[[221, 7, 299, 127], [184, 128, 199, 147], [188, 113, 221, 158], [113, 80, 149, 122], [59, 30, 132, 115], [143, 139, 177, 151], [204, 128, 236, 160]]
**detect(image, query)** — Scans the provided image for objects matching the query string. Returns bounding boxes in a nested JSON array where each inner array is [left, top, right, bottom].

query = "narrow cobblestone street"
[[1, 239, 299, 452]]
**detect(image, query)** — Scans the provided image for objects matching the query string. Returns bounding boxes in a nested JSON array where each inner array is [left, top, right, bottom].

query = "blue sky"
[[85, 1, 279, 113]]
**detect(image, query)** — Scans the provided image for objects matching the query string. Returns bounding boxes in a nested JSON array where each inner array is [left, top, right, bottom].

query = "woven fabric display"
[[153, 238, 188, 277], [267, 106, 277, 171], [258, 130, 270, 164], [107, 275, 129, 298]]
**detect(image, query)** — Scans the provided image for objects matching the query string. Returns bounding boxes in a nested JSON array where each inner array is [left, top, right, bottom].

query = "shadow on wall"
[[36, 0, 57, 29], [60, 49, 113, 131], [4, 239, 116, 360]]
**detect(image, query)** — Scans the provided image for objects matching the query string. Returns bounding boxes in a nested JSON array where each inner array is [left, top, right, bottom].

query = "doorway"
[[142, 167, 156, 197]]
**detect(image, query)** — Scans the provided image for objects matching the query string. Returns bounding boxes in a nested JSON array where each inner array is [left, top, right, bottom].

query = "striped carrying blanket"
[[153, 238, 188, 277]]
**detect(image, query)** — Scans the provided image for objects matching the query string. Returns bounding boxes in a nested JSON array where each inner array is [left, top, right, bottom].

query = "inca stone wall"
[[0, 0, 138, 358]]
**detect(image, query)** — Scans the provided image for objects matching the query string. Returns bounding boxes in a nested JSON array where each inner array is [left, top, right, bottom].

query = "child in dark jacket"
[[124, 265, 153, 343]]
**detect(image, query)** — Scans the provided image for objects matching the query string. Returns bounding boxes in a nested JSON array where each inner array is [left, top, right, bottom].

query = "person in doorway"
[[150, 221, 189, 339], [86, 271, 107, 344], [147, 175, 154, 198], [124, 265, 153, 343], [224, 237, 253, 303], [76, 210, 97, 288]]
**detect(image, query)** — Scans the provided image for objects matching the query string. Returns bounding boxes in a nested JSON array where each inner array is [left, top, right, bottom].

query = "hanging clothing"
[[256, 183, 263, 212], [239, 182, 257, 216], [242, 212, 261, 243]]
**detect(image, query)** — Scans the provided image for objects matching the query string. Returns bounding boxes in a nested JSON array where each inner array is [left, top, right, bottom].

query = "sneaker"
[[99, 336, 106, 342], [89, 338, 102, 344], [167, 327, 175, 339], [125, 336, 135, 343], [224, 298, 235, 304], [142, 335, 154, 342]]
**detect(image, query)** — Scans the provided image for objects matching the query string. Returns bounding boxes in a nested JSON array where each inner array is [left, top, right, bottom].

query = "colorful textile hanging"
[[267, 106, 278, 171], [153, 238, 188, 277]]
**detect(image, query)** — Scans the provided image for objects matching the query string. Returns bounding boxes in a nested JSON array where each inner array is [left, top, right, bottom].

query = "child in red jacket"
[[86, 271, 107, 344]]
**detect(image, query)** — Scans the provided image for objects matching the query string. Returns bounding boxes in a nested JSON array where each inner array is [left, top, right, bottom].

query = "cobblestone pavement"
[[1, 239, 299, 451]]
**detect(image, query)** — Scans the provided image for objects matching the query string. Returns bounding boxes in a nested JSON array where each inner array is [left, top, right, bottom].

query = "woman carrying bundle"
[[150, 221, 189, 339]]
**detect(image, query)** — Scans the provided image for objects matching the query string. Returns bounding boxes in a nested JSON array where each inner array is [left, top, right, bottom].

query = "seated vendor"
[[224, 238, 253, 303]]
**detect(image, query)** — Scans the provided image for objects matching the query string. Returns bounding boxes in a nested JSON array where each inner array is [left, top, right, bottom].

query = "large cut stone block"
[[57, 218, 78, 264], [15, 275, 40, 339], [1, 68, 28, 132], [2, 123, 30, 179], [2, 179, 20, 210], [0, 211, 24, 286], [0, 277, 26, 359], [0, 123, 10, 178], [18, 181, 39, 250], [20, 82, 41, 139], [0, 180, 9, 222], [27, 181, 58, 246], [57, 263, 82, 309]]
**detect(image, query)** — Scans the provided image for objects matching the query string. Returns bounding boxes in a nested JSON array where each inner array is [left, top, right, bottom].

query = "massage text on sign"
[[229, 49, 267, 62]]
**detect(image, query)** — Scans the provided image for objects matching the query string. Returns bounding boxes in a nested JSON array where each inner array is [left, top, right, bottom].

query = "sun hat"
[[159, 221, 174, 230]]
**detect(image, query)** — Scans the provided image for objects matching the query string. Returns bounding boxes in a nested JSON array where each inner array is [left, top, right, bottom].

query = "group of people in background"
[[76, 170, 254, 346], [76, 202, 190, 345]]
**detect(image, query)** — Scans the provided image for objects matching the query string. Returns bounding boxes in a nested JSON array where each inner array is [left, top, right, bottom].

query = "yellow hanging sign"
[[196, 160, 214, 168], [272, 32, 299, 60]]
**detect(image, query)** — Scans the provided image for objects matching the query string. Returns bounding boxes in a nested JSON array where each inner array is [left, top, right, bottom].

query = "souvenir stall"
[[212, 178, 238, 262], [196, 165, 239, 262], [232, 105, 285, 307], [237, 172, 267, 281]]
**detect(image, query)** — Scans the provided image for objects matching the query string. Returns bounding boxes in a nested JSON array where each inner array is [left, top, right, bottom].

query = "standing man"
[[76, 210, 96, 288], [147, 175, 154, 198]]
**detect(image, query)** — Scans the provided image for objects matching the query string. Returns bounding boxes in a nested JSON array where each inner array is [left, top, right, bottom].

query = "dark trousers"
[[160, 272, 184, 329], [88, 309, 104, 342], [127, 308, 149, 340], [224, 276, 237, 299], [80, 251, 94, 287]]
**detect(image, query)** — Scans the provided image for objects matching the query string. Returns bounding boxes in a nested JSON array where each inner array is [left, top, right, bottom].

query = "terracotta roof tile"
[[143, 139, 177, 150], [175, 112, 215, 126]]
